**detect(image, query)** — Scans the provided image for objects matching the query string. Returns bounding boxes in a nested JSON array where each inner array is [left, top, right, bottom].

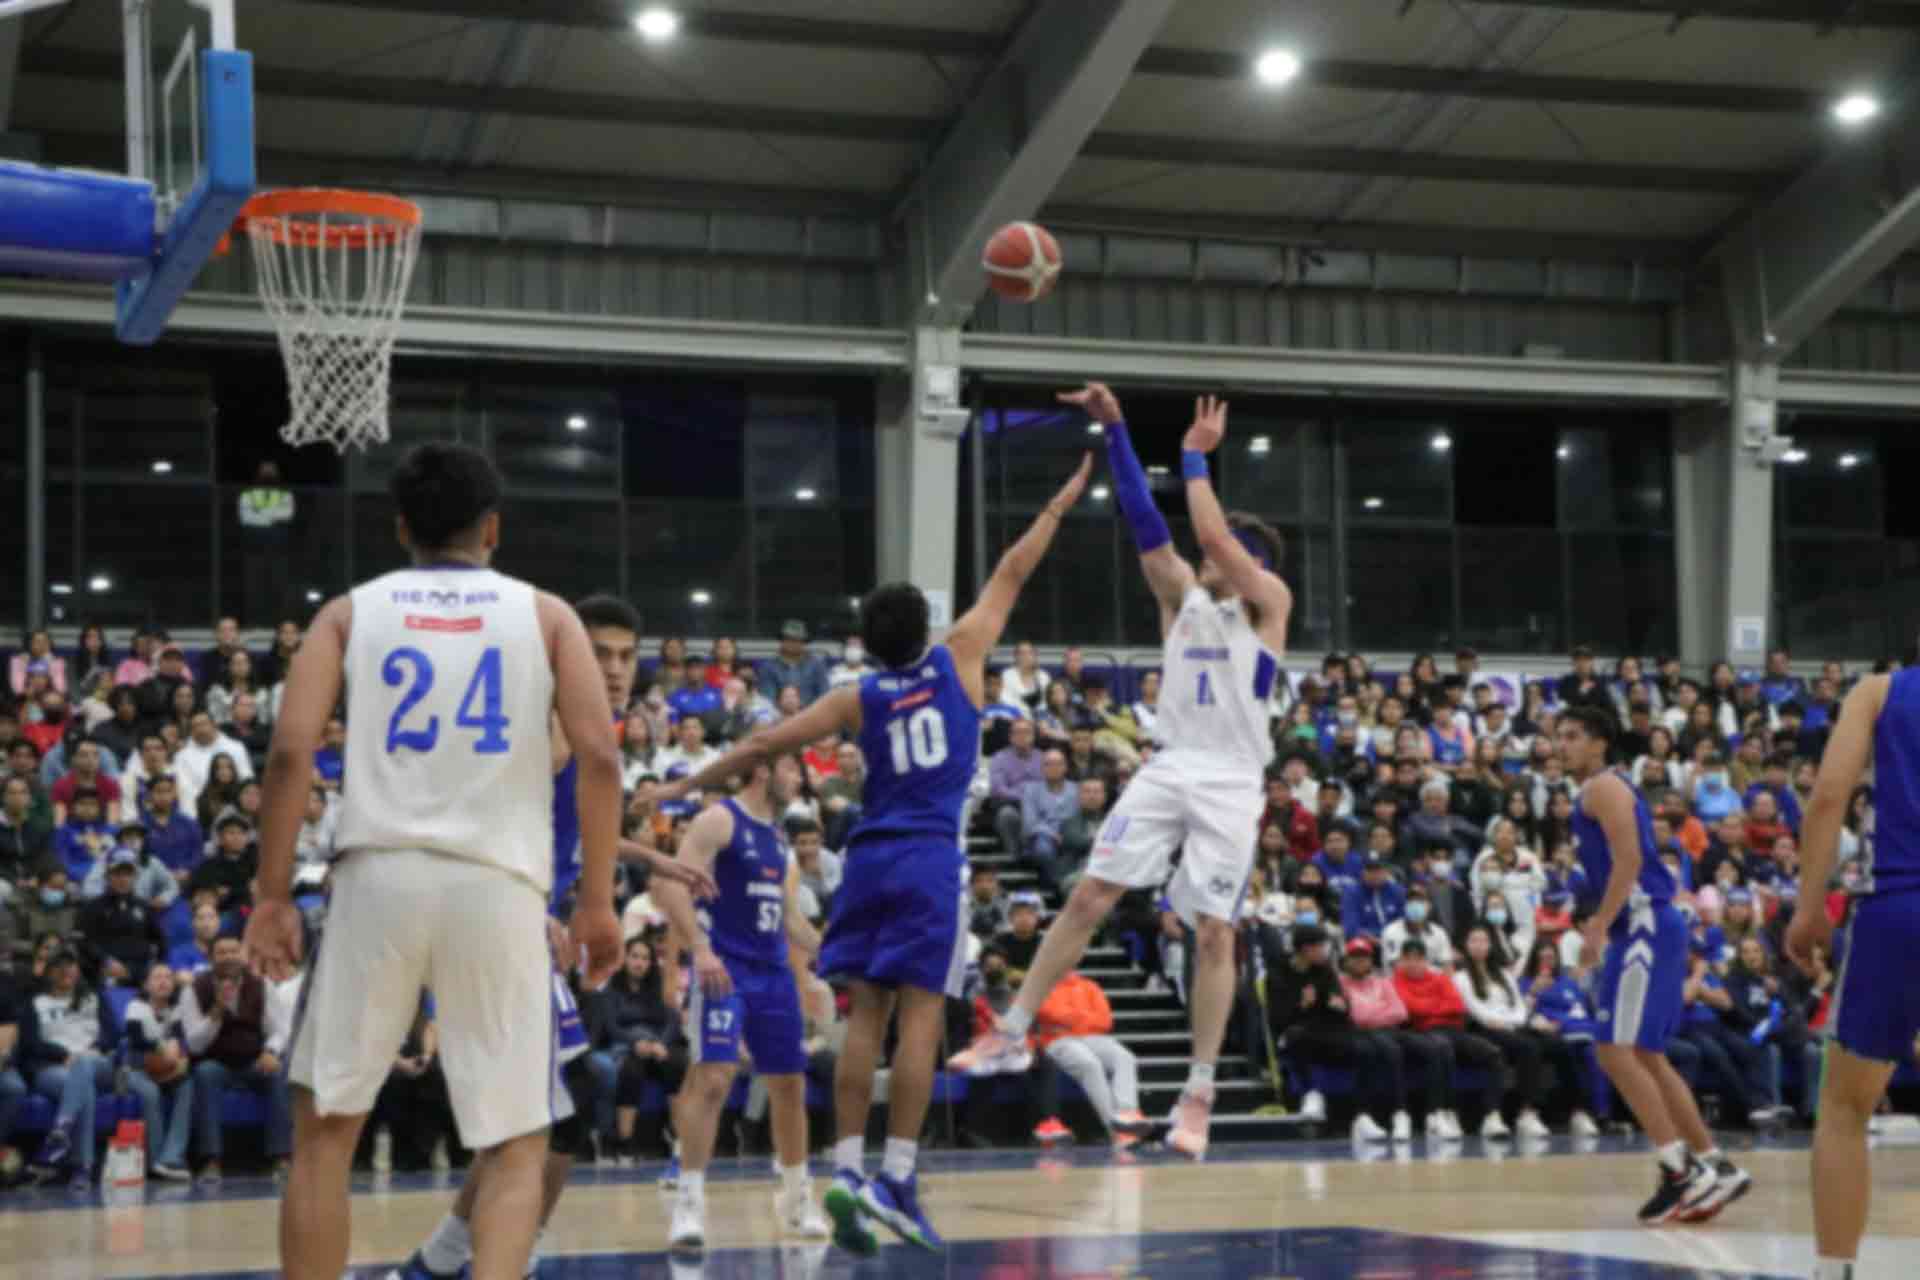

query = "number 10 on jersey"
[[887, 706, 948, 773]]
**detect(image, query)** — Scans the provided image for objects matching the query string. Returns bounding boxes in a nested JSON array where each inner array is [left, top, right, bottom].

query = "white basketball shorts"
[[1085, 751, 1263, 926], [288, 847, 553, 1150]]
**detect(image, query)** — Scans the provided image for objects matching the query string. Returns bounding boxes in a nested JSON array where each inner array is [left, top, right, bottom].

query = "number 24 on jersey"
[[382, 645, 511, 755]]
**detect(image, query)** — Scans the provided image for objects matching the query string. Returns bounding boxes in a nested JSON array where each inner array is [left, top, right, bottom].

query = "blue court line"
[[111, 1226, 1797, 1280]]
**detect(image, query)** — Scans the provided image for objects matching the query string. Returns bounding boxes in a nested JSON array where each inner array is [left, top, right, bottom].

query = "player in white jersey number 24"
[[954, 388, 1293, 1161], [244, 443, 626, 1280]]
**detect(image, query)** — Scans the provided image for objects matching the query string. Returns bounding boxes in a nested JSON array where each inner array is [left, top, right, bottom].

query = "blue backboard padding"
[[117, 48, 255, 345], [0, 161, 155, 281]]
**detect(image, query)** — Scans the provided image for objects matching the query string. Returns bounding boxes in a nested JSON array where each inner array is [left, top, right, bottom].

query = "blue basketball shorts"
[[818, 837, 966, 997], [1593, 899, 1688, 1052], [1831, 890, 1920, 1065], [688, 958, 805, 1076]]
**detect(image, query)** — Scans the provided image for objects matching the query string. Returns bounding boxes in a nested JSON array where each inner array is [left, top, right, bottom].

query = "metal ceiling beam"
[[26, 47, 935, 142], [1136, 47, 1820, 115], [295, 0, 1004, 55], [26, 49, 1804, 170], [1448, 0, 1920, 29], [1040, 203, 1698, 265], [1710, 48, 1920, 360], [32, 129, 885, 216], [903, 0, 1174, 326], [1082, 132, 1779, 194], [294, 0, 1822, 115]]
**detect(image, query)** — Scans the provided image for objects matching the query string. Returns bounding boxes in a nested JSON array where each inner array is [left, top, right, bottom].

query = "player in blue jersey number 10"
[[657, 453, 1092, 1255]]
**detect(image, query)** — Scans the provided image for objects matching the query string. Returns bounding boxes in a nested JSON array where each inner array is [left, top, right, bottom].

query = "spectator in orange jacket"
[[1027, 972, 1152, 1150], [1391, 940, 1505, 1129]]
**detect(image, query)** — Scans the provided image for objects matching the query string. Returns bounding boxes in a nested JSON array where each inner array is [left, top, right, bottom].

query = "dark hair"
[[859, 582, 929, 671], [390, 441, 503, 552], [1558, 704, 1618, 750], [574, 594, 642, 636], [787, 818, 823, 839], [1227, 511, 1283, 569]]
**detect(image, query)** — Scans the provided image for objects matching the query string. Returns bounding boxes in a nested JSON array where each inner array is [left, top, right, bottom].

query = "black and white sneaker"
[[1678, 1158, 1753, 1224], [1637, 1156, 1716, 1226]]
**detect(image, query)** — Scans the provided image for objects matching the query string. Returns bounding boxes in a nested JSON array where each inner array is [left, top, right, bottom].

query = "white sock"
[[1000, 1005, 1033, 1038], [1186, 1062, 1216, 1093], [780, 1163, 809, 1198], [1813, 1259, 1855, 1280], [680, 1170, 705, 1200], [527, 1228, 546, 1267], [1697, 1145, 1724, 1165], [881, 1137, 916, 1182], [419, 1212, 472, 1272], [1657, 1140, 1688, 1174], [833, 1136, 863, 1176]]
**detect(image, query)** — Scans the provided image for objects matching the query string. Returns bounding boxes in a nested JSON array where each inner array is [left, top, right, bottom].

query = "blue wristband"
[[1181, 449, 1209, 481]]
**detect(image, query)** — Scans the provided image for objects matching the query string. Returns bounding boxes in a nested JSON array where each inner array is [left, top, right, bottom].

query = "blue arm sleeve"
[[1104, 422, 1171, 554]]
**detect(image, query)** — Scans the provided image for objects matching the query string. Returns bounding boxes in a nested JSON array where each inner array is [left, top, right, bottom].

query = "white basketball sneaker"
[[775, 1184, 831, 1239], [669, 1191, 706, 1253]]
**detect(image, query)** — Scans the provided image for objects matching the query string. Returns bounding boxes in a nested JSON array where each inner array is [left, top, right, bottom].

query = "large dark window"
[[11, 337, 876, 639], [978, 389, 1675, 654], [1774, 418, 1920, 656]]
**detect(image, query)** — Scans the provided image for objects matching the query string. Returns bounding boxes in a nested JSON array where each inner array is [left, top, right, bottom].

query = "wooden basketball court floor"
[[4, 1134, 1916, 1278]]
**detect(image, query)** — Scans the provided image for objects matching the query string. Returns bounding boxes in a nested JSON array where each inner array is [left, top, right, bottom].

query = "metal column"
[[24, 334, 43, 631]]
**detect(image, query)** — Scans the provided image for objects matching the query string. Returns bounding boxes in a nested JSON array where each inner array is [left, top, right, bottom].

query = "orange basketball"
[[982, 221, 1063, 302]]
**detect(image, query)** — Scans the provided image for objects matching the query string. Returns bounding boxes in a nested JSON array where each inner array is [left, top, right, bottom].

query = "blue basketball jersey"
[[550, 756, 582, 917], [706, 797, 790, 970], [1571, 768, 1676, 913], [1869, 669, 1920, 896], [847, 645, 981, 847]]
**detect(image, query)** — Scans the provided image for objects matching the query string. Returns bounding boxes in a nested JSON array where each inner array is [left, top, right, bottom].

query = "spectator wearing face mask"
[[1691, 752, 1741, 823], [1382, 886, 1451, 967], [828, 638, 868, 690]]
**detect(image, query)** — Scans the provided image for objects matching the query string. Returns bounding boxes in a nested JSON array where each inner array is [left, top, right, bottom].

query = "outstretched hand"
[[1057, 382, 1123, 426], [1046, 453, 1096, 517], [1183, 395, 1229, 455]]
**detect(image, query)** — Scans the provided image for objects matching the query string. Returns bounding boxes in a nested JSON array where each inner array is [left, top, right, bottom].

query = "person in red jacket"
[[1391, 940, 1504, 1130], [1026, 972, 1155, 1151], [1260, 774, 1320, 862]]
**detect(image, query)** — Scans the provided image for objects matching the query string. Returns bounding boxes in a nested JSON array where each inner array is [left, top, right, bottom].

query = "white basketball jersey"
[[335, 566, 556, 895], [1154, 585, 1279, 771]]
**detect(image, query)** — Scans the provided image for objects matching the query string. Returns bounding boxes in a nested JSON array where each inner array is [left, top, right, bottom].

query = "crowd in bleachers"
[[0, 618, 1908, 1187]]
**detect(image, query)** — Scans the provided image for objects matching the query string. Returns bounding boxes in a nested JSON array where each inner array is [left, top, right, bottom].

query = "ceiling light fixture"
[[1832, 93, 1880, 125], [634, 6, 679, 41], [1254, 48, 1302, 88]]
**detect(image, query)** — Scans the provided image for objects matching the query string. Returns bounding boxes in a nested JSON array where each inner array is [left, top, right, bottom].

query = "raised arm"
[[946, 453, 1093, 706], [1180, 396, 1294, 656], [1059, 383, 1195, 628], [657, 686, 860, 804], [1787, 675, 1885, 972]]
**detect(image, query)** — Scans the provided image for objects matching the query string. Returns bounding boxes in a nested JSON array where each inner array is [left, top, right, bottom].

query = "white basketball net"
[[244, 195, 422, 452]]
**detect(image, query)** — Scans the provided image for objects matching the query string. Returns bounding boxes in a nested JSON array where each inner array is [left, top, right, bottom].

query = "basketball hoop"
[[238, 188, 422, 451]]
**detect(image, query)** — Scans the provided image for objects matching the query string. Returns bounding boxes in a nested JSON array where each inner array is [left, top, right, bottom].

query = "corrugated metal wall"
[[185, 196, 1920, 373]]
